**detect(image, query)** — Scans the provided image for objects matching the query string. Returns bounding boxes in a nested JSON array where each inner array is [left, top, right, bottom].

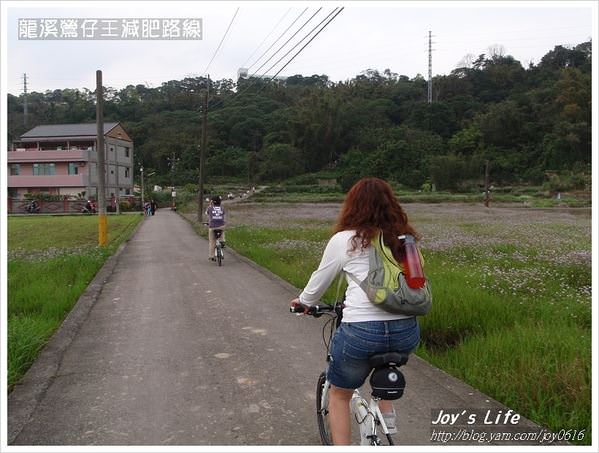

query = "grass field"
[[186, 201, 592, 445], [7, 214, 143, 389]]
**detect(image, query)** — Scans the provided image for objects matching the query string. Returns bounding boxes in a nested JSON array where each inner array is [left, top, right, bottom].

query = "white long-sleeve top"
[[299, 230, 412, 323]]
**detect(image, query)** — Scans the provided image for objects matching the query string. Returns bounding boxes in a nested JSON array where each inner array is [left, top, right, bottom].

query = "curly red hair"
[[333, 177, 419, 262]]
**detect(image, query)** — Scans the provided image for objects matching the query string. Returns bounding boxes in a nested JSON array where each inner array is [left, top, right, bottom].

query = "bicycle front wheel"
[[316, 372, 333, 445]]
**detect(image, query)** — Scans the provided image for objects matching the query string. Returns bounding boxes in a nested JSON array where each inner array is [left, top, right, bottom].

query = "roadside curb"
[[7, 216, 145, 445]]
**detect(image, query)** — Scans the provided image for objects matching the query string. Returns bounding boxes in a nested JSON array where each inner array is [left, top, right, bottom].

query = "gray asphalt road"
[[8, 209, 545, 446]]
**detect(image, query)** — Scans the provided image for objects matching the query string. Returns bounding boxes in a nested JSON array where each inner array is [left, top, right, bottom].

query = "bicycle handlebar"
[[289, 303, 335, 317]]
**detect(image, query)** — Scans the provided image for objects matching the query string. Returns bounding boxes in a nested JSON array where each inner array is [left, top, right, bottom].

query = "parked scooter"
[[25, 200, 41, 214], [82, 200, 97, 214]]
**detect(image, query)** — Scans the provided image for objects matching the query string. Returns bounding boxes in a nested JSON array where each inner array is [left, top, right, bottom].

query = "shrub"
[[147, 190, 172, 208], [543, 171, 590, 192], [23, 193, 64, 202], [429, 154, 484, 191], [119, 200, 133, 211]]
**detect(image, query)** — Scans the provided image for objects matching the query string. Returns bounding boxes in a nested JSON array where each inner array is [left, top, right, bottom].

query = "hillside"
[[7, 41, 591, 191]]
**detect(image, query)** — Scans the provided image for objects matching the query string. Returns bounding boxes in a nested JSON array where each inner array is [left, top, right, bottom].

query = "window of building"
[[68, 163, 79, 175], [10, 164, 20, 175], [124, 147, 130, 158], [33, 163, 56, 176], [126, 189, 131, 195], [125, 167, 130, 178]]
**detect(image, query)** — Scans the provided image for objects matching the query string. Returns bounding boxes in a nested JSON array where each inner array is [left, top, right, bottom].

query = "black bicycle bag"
[[369, 365, 406, 400]]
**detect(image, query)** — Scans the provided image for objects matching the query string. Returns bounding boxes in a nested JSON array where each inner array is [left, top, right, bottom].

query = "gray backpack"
[[346, 232, 432, 316]]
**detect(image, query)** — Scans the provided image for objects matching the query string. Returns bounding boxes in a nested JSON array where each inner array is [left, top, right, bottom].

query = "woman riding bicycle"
[[206, 195, 226, 261], [291, 177, 421, 445]]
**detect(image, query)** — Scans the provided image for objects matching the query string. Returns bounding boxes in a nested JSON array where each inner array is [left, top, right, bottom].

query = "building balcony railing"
[[7, 174, 89, 188], [7, 149, 90, 163], [8, 148, 133, 165]]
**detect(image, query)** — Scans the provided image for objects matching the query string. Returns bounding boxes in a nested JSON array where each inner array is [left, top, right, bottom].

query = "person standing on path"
[[291, 177, 422, 445], [206, 195, 226, 260]]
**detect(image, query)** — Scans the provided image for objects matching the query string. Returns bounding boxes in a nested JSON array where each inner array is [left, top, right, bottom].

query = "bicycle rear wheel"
[[217, 246, 223, 266], [316, 372, 333, 445]]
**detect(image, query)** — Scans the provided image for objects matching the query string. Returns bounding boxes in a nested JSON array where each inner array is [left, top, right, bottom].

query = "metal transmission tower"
[[427, 31, 433, 104], [22, 73, 29, 126]]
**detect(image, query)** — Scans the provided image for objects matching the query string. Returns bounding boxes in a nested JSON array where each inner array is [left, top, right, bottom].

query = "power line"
[[241, 8, 336, 100], [203, 7, 240, 75], [266, 7, 344, 83], [208, 7, 343, 112], [247, 8, 308, 71], [208, 10, 319, 110], [241, 8, 292, 68], [251, 8, 323, 79]]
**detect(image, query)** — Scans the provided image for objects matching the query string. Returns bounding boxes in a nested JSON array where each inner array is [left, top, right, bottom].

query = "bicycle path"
[[8, 209, 545, 446]]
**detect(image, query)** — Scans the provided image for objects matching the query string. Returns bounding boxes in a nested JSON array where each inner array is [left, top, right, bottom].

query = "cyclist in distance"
[[206, 195, 226, 261], [291, 177, 421, 445]]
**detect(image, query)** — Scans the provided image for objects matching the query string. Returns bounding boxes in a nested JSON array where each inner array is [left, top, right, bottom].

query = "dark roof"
[[20, 122, 119, 139]]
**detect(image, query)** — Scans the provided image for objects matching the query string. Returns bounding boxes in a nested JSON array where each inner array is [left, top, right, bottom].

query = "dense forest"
[[7, 41, 592, 191]]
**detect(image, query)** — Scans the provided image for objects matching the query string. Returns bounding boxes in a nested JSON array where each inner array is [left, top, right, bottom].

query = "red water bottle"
[[402, 234, 425, 289]]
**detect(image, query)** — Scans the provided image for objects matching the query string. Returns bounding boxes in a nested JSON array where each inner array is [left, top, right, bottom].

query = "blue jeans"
[[326, 318, 420, 389]]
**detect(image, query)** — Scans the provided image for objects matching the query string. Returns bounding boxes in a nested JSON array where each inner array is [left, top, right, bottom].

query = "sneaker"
[[382, 409, 397, 435], [208, 257, 216, 261]]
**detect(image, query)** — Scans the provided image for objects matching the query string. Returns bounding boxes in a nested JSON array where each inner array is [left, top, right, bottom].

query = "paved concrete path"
[[8, 209, 545, 446]]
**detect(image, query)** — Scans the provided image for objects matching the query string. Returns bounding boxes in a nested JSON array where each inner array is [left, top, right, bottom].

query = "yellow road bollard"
[[98, 214, 107, 246]]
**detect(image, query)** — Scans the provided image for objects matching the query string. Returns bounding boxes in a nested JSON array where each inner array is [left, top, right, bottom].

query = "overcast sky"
[[3, 1, 595, 95]]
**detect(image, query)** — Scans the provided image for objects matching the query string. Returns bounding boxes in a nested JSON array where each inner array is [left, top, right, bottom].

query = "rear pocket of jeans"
[[342, 340, 372, 360]]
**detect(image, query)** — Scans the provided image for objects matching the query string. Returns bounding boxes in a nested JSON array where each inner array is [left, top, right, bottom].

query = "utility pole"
[[140, 165, 145, 209], [115, 148, 120, 215], [96, 70, 107, 245], [197, 75, 209, 223], [484, 160, 491, 208], [22, 73, 28, 127], [427, 30, 433, 104], [169, 151, 178, 210]]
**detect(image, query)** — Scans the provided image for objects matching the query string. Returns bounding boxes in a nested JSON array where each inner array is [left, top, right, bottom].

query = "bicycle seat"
[[368, 352, 409, 369], [213, 229, 223, 238]]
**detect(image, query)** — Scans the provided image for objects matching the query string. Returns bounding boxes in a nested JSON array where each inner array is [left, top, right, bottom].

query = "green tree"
[[206, 146, 249, 178], [258, 143, 304, 181]]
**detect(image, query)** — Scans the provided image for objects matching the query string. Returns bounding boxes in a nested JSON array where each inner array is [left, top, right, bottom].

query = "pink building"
[[7, 122, 134, 199]]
